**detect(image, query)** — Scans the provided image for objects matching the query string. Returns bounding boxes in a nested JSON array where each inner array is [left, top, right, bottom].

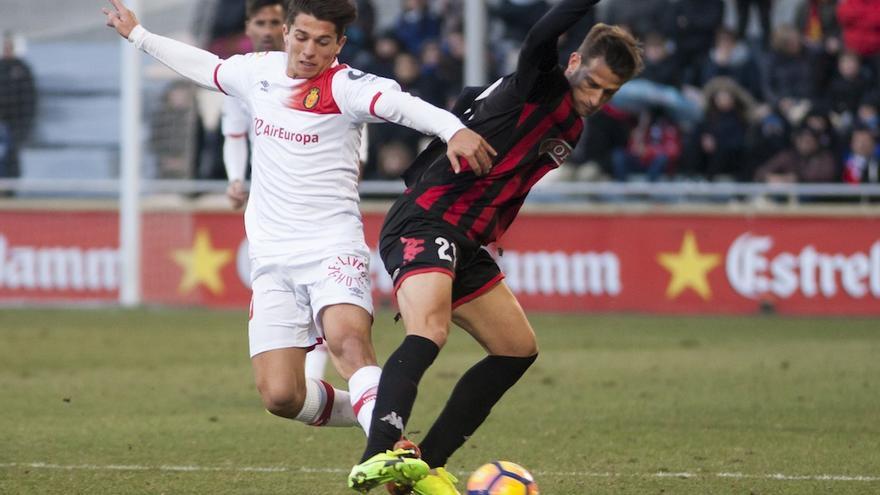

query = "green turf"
[[1, 308, 879, 494]]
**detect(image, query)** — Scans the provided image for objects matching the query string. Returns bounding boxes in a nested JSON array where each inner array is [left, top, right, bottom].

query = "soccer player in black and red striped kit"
[[348, 1, 643, 493]]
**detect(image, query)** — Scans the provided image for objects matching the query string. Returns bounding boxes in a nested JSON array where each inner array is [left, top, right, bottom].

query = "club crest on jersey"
[[303, 87, 320, 109], [539, 138, 573, 167]]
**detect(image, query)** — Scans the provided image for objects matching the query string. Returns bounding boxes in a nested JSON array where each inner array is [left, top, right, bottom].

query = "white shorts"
[[248, 249, 373, 358]]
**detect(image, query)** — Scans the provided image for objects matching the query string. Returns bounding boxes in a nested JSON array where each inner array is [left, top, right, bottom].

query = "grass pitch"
[[1, 308, 879, 494]]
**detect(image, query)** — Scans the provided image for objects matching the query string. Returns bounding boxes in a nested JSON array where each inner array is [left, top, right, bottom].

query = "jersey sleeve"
[[221, 95, 250, 137], [213, 54, 253, 99], [334, 68, 465, 142], [333, 68, 403, 123]]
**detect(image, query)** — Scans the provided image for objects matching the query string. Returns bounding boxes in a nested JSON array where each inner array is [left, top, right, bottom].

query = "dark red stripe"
[[224, 132, 247, 138], [563, 117, 584, 143], [352, 386, 377, 416], [311, 380, 335, 427], [516, 103, 538, 127], [393, 267, 454, 295], [370, 92, 391, 122], [488, 163, 555, 240], [452, 273, 505, 309], [441, 180, 492, 226], [415, 183, 454, 211], [213, 63, 228, 95], [465, 114, 554, 236]]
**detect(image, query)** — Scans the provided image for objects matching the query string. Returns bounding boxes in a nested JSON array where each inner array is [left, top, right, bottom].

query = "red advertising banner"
[[1, 209, 878, 315]]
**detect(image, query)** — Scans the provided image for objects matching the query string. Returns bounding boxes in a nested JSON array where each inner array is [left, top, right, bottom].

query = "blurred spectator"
[[340, 0, 377, 68], [802, 105, 841, 157], [394, 0, 442, 54], [684, 78, 755, 181], [669, 0, 726, 86], [747, 103, 792, 168], [150, 81, 200, 179], [0, 32, 37, 182], [762, 26, 817, 117], [796, 0, 841, 50], [572, 105, 634, 180], [700, 27, 763, 100], [796, 0, 843, 92], [827, 51, 875, 116], [754, 126, 837, 183], [611, 107, 681, 182], [437, 31, 465, 93], [394, 52, 445, 107], [842, 126, 879, 183], [836, 0, 880, 61], [492, 0, 550, 44], [610, 32, 701, 127], [419, 41, 456, 107], [366, 32, 404, 79], [640, 32, 681, 88], [855, 92, 880, 133], [735, 0, 772, 47], [199, 0, 250, 58], [602, 0, 673, 39]]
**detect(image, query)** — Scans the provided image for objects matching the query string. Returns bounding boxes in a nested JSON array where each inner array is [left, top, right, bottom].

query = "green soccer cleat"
[[348, 448, 430, 493], [411, 467, 460, 495]]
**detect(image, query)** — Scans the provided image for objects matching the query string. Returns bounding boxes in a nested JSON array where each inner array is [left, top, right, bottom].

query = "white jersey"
[[221, 95, 251, 140], [214, 53, 426, 261], [127, 27, 464, 263]]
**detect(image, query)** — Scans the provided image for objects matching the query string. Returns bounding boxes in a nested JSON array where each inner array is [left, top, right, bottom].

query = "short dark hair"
[[287, 0, 358, 40], [578, 23, 644, 82], [246, 0, 286, 20]]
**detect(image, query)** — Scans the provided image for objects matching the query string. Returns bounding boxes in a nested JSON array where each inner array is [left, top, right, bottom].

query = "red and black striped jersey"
[[392, 0, 598, 245]]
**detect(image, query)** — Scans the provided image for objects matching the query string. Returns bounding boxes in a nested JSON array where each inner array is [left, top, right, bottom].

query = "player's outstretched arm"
[[101, 0, 224, 91], [517, 0, 600, 86]]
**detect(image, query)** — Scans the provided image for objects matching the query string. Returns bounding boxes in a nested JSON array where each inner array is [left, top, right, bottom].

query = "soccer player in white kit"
[[103, 0, 496, 437], [221, 0, 333, 382]]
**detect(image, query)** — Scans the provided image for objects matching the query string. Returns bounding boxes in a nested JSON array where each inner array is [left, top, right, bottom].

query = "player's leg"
[[417, 279, 538, 470], [320, 302, 382, 433], [304, 341, 329, 379], [249, 269, 357, 427], [360, 272, 453, 460], [349, 228, 457, 491]]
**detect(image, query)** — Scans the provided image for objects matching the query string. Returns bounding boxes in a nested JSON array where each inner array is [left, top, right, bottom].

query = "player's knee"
[[258, 382, 306, 419]]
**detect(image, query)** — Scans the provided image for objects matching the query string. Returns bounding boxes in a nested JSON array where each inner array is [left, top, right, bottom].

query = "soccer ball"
[[466, 461, 539, 495]]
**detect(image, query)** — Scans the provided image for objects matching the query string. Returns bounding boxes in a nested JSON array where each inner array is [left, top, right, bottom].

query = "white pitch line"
[[1, 463, 879, 483]]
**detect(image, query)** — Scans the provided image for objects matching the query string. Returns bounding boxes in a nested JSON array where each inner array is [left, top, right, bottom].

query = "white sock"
[[294, 378, 358, 427], [305, 342, 329, 380], [348, 365, 381, 435]]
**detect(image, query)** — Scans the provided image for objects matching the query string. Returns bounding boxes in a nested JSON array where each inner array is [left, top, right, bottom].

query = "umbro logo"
[[380, 411, 405, 432], [260, 80, 269, 92]]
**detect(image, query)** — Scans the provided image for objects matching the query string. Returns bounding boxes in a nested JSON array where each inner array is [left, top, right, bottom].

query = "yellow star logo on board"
[[171, 229, 233, 295], [657, 230, 721, 301]]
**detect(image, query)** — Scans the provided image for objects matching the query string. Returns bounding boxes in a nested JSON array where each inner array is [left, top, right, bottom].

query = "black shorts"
[[379, 203, 504, 308]]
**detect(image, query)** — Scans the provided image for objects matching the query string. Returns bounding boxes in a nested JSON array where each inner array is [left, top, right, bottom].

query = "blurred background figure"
[[842, 125, 879, 184], [684, 78, 755, 181], [149, 80, 200, 179], [754, 126, 837, 183], [611, 106, 681, 182], [735, 0, 773, 47], [0, 31, 37, 185]]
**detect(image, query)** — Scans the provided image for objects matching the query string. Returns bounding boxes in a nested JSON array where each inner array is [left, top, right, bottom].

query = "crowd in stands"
[[153, 0, 880, 186]]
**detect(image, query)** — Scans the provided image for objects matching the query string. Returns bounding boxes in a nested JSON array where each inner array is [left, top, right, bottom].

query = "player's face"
[[284, 13, 347, 79], [565, 54, 623, 117], [245, 5, 285, 52]]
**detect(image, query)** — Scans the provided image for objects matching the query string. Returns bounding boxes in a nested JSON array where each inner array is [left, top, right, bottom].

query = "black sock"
[[419, 354, 537, 468], [361, 335, 440, 462]]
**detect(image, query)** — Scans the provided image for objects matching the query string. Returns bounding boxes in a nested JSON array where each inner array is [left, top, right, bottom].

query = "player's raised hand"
[[447, 129, 497, 176], [226, 180, 248, 210], [102, 0, 140, 39]]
